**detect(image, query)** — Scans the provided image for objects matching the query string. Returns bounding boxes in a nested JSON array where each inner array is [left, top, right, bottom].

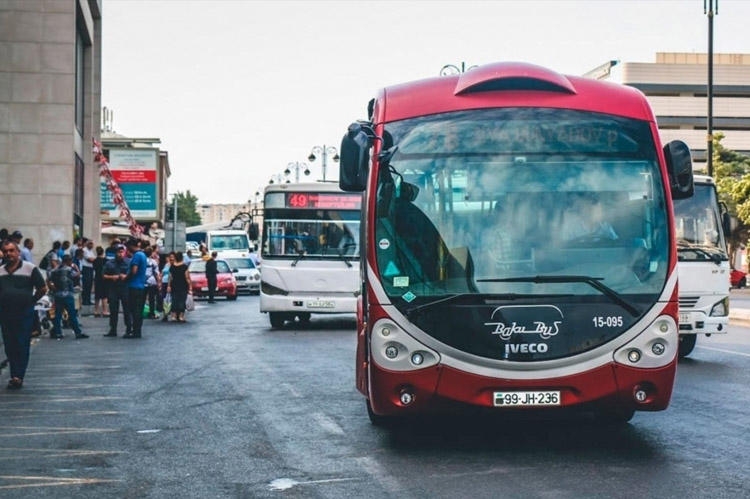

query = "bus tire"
[[297, 313, 311, 324], [366, 399, 394, 427], [226, 294, 238, 301], [678, 334, 697, 358], [269, 312, 285, 329]]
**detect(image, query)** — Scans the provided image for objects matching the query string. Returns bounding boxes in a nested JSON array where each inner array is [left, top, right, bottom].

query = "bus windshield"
[[375, 108, 670, 358], [261, 191, 361, 259], [673, 182, 728, 262]]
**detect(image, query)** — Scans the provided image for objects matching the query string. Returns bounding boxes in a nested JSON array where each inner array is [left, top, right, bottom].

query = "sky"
[[102, 0, 750, 204]]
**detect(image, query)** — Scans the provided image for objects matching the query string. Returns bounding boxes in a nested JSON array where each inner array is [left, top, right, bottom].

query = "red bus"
[[338, 62, 694, 424]]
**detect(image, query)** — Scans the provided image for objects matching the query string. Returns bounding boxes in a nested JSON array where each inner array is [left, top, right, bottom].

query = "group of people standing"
[[0, 227, 195, 391]]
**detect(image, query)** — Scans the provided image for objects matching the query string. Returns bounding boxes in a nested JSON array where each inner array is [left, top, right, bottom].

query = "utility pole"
[[705, 0, 718, 177]]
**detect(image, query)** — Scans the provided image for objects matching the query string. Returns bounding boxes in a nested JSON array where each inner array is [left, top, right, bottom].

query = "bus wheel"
[[366, 399, 394, 427], [678, 334, 697, 358], [226, 294, 238, 301], [297, 313, 311, 324], [269, 312, 285, 329]]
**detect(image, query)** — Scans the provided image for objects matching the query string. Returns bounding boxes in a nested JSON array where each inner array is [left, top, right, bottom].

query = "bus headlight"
[[614, 315, 678, 368], [627, 349, 642, 363], [371, 319, 440, 371], [385, 345, 399, 359], [651, 342, 666, 355], [710, 297, 729, 317]]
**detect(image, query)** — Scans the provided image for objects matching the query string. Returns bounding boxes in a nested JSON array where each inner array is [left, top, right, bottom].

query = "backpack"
[[39, 251, 54, 270]]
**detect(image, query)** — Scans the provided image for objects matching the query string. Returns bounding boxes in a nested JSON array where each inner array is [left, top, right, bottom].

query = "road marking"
[[268, 477, 358, 491], [697, 345, 750, 358], [281, 382, 301, 398], [355, 456, 406, 497], [0, 448, 121, 460], [0, 475, 120, 490], [0, 426, 118, 438], [311, 412, 344, 435]]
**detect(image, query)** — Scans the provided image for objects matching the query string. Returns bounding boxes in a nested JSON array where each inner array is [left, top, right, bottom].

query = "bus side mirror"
[[664, 140, 694, 200], [339, 122, 371, 192], [248, 223, 259, 241]]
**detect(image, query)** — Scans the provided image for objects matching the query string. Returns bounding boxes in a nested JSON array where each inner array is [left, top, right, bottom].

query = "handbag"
[[163, 293, 172, 314], [185, 293, 195, 312]]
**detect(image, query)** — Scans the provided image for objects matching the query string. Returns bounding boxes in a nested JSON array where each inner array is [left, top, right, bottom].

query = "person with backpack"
[[39, 241, 62, 272], [47, 254, 88, 340]]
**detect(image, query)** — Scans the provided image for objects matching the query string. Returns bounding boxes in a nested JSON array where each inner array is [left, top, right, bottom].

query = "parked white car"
[[223, 257, 261, 294]]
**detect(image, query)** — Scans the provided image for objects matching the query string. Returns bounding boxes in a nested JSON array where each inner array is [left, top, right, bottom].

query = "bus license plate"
[[679, 313, 689, 324], [494, 391, 561, 407], [307, 300, 335, 309]]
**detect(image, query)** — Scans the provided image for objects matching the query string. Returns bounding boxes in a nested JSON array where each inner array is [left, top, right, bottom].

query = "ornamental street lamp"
[[268, 173, 286, 184], [308, 145, 339, 182], [284, 161, 311, 183], [440, 61, 478, 76]]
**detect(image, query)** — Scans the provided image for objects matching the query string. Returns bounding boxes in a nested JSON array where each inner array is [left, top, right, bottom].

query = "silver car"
[[224, 257, 261, 294]]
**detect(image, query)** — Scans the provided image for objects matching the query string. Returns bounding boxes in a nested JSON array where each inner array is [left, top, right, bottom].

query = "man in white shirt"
[[81, 238, 96, 306]]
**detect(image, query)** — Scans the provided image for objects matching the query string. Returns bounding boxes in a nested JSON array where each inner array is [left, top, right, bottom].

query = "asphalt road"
[[1, 295, 749, 498]]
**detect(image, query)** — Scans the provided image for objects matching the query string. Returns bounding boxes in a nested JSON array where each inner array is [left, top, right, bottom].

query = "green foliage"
[[712, 133, 750, 255], [169, 190, 202, 227]]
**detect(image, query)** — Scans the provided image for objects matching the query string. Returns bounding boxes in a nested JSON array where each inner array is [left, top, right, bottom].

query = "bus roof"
[[377, 61, 654, 124]]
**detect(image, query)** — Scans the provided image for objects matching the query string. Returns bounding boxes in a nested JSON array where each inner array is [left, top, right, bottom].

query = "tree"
[[712, 133, 750, 261], [168, 190, 202, 227]]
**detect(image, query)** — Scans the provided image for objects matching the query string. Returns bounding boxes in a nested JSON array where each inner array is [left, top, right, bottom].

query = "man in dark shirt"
[[102, 245, 131, 337], [47, 254, 88, 340], [206, 251, 218, 303], [0, 240, 47, 389]]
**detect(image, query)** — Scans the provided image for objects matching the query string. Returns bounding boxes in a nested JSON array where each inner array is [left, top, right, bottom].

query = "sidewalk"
[[730, 287, 750, 325]]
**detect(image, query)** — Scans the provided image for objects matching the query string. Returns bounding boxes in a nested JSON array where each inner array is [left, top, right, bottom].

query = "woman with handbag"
[[166, 251, 191, 323]]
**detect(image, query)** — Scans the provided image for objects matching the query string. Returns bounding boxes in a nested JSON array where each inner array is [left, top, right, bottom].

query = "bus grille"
[[679, 296, 699, 309]]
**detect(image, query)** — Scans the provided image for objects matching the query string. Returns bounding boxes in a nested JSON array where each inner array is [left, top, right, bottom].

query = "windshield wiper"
[[405, 292, 527, 320], [476, 275, 640, 317], [336, 245, 354, 268], [291, 248, 306, 267], [676, 245, 725, 265]]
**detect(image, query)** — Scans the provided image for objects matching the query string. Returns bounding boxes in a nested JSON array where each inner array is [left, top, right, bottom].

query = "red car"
[[731, 269, 747, 288], [188, 259, 238, 300]]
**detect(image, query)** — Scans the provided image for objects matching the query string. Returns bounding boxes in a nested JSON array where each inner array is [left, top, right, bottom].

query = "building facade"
[[619, 52, 750, 169], [1, 0, 102, 259]]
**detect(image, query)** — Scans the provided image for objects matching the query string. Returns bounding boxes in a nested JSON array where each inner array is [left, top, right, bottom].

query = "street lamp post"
[[284, 161, 310, 183], [308, 145, 339, 182], [440, 61, 478, 76], [268, 173, 286, 184], [705, 0, 719, 177]]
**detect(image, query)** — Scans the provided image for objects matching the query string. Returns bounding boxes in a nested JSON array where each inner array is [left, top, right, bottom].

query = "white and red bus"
[[259, 182, 361, 328], [339, 62, 694, 424]]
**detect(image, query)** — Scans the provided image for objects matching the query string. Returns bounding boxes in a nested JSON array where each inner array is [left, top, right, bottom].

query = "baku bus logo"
[[485, 305, 563, 340]]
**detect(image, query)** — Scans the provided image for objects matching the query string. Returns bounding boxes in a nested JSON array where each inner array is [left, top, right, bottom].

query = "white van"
[[206, 229, 252, 259]]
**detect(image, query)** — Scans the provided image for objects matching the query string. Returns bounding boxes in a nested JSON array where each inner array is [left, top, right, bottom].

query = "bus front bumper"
[[367, 360, 676, 417], [260, 292, 357, 314], [678, 309, 728, 335]]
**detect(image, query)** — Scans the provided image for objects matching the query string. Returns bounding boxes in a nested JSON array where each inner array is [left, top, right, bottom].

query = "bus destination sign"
[[286, 193, 361, 210]]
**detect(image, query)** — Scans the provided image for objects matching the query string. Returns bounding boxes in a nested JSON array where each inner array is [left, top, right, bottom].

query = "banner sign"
[[99, 147, 158, 220]]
